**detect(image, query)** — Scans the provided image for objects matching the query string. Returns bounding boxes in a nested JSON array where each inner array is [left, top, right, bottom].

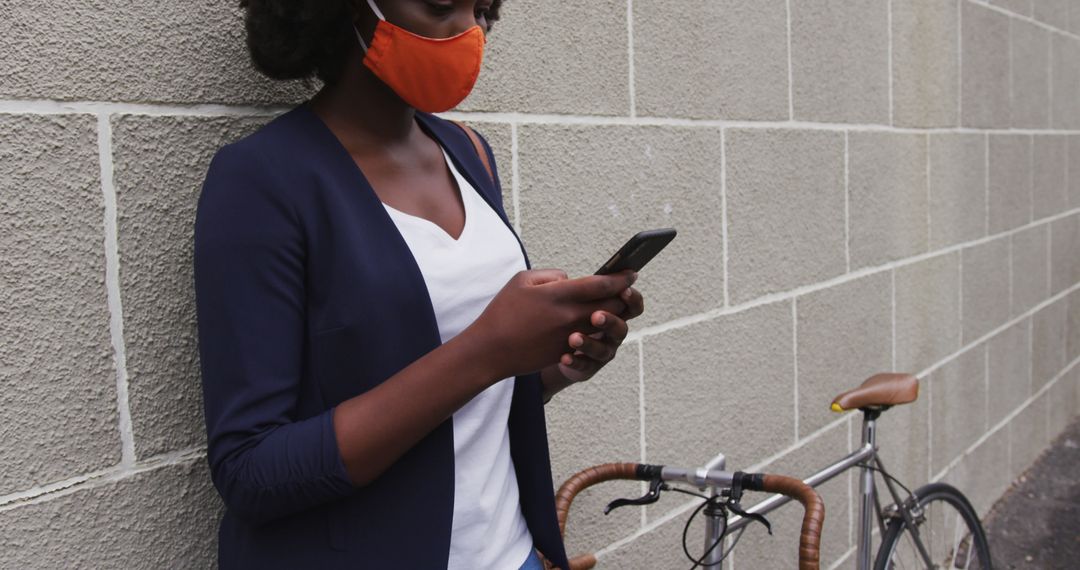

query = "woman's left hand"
[[554, 284, 645, 385]]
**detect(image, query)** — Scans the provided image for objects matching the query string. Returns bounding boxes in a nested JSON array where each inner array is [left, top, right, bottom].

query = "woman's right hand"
[[468, 269, 636, 382]]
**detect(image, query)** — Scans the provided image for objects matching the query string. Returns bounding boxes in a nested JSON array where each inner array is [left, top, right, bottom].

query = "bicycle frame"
[[665, 409, 930, 569]]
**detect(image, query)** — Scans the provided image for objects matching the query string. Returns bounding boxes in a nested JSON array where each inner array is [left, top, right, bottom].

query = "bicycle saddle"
[[830, 372, 918, 412]]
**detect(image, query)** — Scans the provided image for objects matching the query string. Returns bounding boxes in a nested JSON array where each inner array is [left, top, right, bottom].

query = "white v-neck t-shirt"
[[382, 147, 534, 570]]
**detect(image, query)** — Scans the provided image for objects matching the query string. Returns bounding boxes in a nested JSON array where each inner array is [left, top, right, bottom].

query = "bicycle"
[[553, 373, 992, 570]]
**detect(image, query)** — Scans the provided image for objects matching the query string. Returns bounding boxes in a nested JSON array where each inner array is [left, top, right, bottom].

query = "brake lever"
[[725, 471, 772, 534], [604, 479, 667, 514], [726, 501, 772, 535]]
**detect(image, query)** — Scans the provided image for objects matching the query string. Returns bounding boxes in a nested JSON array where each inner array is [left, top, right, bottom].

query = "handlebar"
[[553, 462, 825, 570]]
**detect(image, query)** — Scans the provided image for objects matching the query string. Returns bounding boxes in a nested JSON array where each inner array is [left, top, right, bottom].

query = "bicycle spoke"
[[958, 505, 980, 570], [901, 531, 918, 569], [937, 503, 947, 566], [926, 501, 935, 567], [878, 484, 989, 570], [953, 516, 975, 570], [952, 508, 967, 568], [943, 501, 958, 566]]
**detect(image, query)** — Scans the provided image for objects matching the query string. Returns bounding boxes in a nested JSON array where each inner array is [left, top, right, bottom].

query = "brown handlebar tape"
[[554, 463, 639, 570], [552, 463, 824, 570], [759, 474, 826, 570]]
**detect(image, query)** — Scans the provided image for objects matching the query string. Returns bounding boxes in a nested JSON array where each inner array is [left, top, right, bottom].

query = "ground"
[[983, 418, 1080, 569]]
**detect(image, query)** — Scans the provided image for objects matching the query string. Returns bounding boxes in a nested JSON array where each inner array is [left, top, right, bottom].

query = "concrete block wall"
[[1, 1, 1078, 568]]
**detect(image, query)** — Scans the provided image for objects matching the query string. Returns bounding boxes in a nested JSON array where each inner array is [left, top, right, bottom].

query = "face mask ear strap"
[[354, 0, 384, 53], [365, 0, 386, 21], [353, 24, 369, 52]]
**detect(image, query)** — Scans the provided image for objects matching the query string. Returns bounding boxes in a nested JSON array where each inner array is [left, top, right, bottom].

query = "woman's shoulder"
[[197, 107, 324, 234], [202, 104, 332, 202]]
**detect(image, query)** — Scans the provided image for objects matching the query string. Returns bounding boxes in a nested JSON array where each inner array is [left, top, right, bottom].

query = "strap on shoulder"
[[451, 120, 494, 184]]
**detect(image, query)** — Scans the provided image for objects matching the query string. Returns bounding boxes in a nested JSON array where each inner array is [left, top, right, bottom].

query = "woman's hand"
[[541, 283, 645, 401], [467, 269, 636, 383]]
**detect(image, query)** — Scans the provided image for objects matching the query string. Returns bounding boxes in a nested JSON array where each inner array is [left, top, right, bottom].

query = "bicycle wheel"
[[874, 482, 991, 570]]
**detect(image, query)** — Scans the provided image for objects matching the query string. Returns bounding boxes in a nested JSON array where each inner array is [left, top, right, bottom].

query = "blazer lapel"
[[415, 114, 513, 230]]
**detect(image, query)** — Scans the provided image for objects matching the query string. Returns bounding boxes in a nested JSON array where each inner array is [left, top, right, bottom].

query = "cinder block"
[[0, 114, 120, 496], [961, 3, 1011, 128], [987, 320, 1032, 426], [642, 303, 794, 494], [517, 124, 724, 326], [595, 507, 695, 569], [1010, 19, 1051, 128], [0, 2, 309, 104], [1069, 290, 1080, 362], [961, 236, 1010, 343], [1051, 35, 1080, 130], [929, 348, 987, 475], [113, 114, 269, 458], [989, 0, 1032, 17], [849, 132, 929, 270], [460, 0, 629, 115], [1070, 136, 1080, 209], [796, 273, 892, 437], [876, 379, 932, 490], [1050, 213, 1080, 295], [1032, 297, 1067, 390], [791, 0, 889, 123], [929, 133, 987, 249], [895, 253, 962, 374], [546, 343, 641, 558], [944, 426, 1009, 518], [633, 0, 788, 120], [1048, 368, 1078, 439], [1032, 135, 1068, 221], [739, 422, 852, 569], [1011, 225, 1050, 316], [988, 134, 1033, 234], [1008, 392, 1049, 480], [1034, 0, 1071, 30], [725, 129, 846, 303], [0, 459, 220, 569], [891, 0, 960, 127]]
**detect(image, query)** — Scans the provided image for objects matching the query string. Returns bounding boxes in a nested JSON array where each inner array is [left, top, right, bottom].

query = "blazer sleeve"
[[193, 142, 355, 525]]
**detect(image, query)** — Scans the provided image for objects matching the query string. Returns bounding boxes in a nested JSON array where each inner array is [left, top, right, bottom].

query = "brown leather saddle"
[[830, 373, 919, 412]]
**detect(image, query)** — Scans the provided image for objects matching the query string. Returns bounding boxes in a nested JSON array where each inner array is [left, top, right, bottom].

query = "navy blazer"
[[193, 103, 571, 570]]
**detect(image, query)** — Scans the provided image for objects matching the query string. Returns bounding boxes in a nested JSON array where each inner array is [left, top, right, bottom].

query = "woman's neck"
[[309, 55, 418, 152]]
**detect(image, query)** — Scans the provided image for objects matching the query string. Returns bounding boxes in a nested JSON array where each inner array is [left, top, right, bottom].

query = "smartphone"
[[595, 228, 677, 275]]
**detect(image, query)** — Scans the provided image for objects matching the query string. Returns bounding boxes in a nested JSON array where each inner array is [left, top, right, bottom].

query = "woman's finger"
[[593, 297, 628, 323], [560, 352, 603, 373], [551, 271, 636, 302], [590, 311, 629, 344], [568, 331, 617, 362], [619, 287, 644, 320]]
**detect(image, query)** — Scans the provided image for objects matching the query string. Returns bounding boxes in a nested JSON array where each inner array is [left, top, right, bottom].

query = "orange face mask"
[[354, 0, 486, 113]]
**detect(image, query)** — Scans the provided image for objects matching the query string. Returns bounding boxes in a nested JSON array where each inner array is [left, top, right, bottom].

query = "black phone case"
[[595, 228, 677, 275]]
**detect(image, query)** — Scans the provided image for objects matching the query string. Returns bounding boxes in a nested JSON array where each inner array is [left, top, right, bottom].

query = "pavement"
[[982, 417, 1080, 569]]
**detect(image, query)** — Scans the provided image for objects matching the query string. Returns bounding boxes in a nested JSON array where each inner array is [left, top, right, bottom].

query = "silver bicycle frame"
[[657, 411, 904, 569]]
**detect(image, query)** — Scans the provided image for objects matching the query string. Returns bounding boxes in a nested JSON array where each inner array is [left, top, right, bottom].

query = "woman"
[[194, 1, 644, 568]]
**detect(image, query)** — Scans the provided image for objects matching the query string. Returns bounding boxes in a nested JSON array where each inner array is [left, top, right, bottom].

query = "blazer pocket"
[[311, 323, 378, 407]]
